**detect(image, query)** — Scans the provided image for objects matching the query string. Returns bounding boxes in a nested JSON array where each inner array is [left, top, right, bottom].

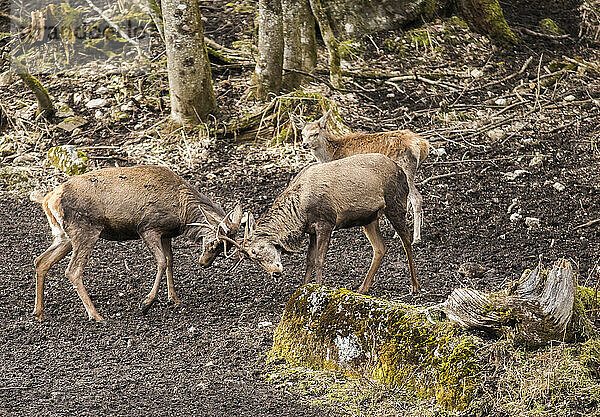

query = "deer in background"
[[242, 153, 419, 295], [296, 110, 430, 245], [31, 165, 242, 322]]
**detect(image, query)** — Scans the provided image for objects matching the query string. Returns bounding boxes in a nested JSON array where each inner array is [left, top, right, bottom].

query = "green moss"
[[467, 0, 519, 46], [338, 40, 362, 61], [270, 285, 480, 411], [579, 338, 600, 378], [538, 18, 564, 35], [47, 145, 88, 176]]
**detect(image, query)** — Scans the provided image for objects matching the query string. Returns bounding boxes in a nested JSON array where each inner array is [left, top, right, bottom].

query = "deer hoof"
[[167, 296, 182, 307], [33, 311, 45, 322], [140, 299, 154, 315]]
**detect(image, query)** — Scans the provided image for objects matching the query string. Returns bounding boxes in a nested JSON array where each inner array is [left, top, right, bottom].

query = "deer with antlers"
[[31, 165, 242, 322]]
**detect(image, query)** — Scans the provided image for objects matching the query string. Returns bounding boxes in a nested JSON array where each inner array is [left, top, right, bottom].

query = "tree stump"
[[438, 259, 595, 347]]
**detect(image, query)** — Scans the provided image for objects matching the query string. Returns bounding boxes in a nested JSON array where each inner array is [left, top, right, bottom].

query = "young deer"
[[243, 153, 418, 294], [297, 111, 430, 244], [31, 165, 242, 322]]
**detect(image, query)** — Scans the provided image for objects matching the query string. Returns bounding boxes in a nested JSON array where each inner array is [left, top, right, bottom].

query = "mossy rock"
[[538, 18, 564, 35], [47, 145, 88, 176], [270, 284, 480, 410]]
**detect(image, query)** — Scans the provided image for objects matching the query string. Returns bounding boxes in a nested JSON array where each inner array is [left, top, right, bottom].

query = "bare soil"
[[1, 0, 599, 415]]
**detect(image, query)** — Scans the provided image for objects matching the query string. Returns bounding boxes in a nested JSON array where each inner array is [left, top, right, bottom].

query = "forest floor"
[[1, 0, 599, 415]]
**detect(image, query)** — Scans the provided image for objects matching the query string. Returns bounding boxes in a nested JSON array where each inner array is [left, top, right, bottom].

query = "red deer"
[[297, 111, 430, 244], [242, 153, 418, 294], [31, 165, 242, 322]]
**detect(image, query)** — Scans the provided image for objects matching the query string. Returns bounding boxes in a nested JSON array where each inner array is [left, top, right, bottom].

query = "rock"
[[57, 116, 88, 132], [85, 98, 108, 108], [564, 95, 576, 102], [458, 262, 488, 278], [487, 128, 505, 141], [525, 217, 541, 229], [258, 321, 273, 328], [494, 98, 507, 106], [510, 212, 523, 222], [553, 182, 566, 192], [433, 147, 447, 157], [529, 155, 544, 167], [504, 169, 530, 180], [73, 92, 83, 105], [471, 69, 484, 78]]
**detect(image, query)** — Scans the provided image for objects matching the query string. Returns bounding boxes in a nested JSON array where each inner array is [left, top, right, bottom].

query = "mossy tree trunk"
[[281, 0, 316, 90], [12, 60, 55, 118], [161, 0, 216, 124], [254, 0, 284, 100], [456, 0, 519, 46]]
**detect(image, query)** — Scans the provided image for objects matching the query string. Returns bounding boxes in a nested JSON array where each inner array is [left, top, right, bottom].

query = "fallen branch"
[[482, 56, 533, 88], [574, 218, 600, 229], [205, 37, 253, 64], [386, 74, 460, 91], [418, 170, 470, 186], [519, 26, 571, 40], [12, 60, 55, 118]]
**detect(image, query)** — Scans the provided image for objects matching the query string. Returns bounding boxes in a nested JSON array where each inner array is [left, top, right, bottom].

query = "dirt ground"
[[1, 0, 600, 415]]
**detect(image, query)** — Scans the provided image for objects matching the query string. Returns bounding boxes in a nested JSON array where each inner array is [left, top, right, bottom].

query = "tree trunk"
[[309, 0, 342, 88], [281, 0, 316, 90], [456, 0, 519, 46], [254, 0, 284, 100], [253, 0, 517, 100], [438, 259, 593, 347], [161, 0, 216, 124]]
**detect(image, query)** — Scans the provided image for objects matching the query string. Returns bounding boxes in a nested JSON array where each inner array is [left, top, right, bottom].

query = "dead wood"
[[438, 259, 582, 347], [12, 60, 55, 118], [575, 218, 600, 229]]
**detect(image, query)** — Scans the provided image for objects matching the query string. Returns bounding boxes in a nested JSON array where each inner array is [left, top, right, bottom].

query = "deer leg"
[[161, 237, 180, 306], [357, 220, 387, 294], [140, 230, 167, 314], [65, 229, 104, 322], [33, 235, 72, 321], [314, 224, 333, 285], [304, 232, 317, 284], [385, 207, 419, 294], [408, 182, 424, 245]]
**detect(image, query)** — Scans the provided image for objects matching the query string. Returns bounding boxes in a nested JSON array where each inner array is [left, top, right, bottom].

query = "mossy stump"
[[270, 284, 479, 410]]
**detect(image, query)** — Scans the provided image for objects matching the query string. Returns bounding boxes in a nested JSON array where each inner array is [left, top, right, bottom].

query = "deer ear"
[[318, 110, 332, 128], [199, 205, 221, 227], [225, 202, 243, 231], [244, 212, 256, 242]]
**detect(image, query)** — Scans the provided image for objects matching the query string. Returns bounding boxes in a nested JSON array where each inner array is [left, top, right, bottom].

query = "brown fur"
[[301, 112, 430, 244], [31, 165, 242, 322], [246, 154, 419, 294]]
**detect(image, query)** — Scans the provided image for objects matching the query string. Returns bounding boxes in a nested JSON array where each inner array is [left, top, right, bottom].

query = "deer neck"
[[256, 186, 306, 252]]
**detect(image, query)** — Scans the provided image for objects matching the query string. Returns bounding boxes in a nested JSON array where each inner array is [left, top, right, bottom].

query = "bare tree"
[[254, 0, 518, 98]]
